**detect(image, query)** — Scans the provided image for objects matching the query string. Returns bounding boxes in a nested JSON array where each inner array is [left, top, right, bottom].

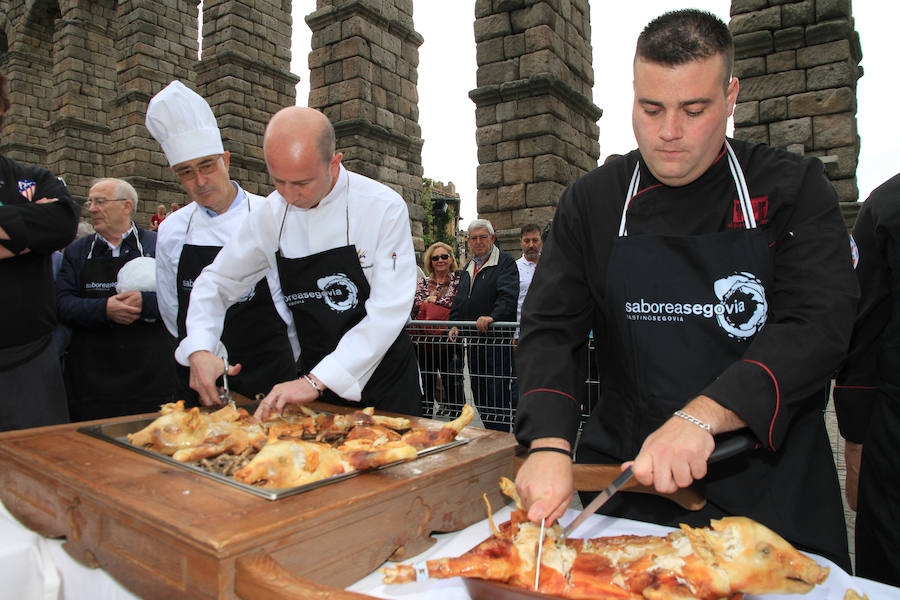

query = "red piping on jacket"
[[743, 359, 779, 450], [634, 183, 663, 198], [521, 388, 579, 404]]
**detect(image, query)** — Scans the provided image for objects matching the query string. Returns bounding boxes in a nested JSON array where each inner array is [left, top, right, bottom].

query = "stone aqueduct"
[[0, 0, 862, 253]]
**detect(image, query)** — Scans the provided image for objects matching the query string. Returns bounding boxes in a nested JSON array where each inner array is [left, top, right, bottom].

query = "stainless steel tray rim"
[[78, 415, 469, 501]]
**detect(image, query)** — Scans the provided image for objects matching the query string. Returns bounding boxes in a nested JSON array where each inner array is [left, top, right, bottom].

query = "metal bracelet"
[[673, 410, 712, 433], [302, 374, 323, 397]]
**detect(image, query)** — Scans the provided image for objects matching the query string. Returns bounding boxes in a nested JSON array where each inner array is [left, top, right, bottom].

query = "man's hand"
[[628, 416, 714, 494], [627, 395, 745, 494], [188, 350, 242, 407], [476, 315, 494, 333], [0, 199, 56, 259], [448, 326, 459, 342], [515, 439, 574, 526], [844, 441, 862, 511], [107, 292, 142, 324], [117, 290, 142, 309], [254, 374, 326, 421]]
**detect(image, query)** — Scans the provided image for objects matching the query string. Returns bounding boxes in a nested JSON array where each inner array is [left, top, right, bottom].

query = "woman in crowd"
[[149, 204, 167, 231], [412, 242, 460, 416]]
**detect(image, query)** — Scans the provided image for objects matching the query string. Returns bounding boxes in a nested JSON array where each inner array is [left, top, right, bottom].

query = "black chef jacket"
[[834, 172, 900, 585], [516, 139, 858, 569], [0, 154, 79, 431]]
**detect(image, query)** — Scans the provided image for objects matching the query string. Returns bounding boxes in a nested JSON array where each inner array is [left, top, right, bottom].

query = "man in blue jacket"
[[57, 178, 175, 420], [450, 219, 518, 430], [0, 71, 80, 431]]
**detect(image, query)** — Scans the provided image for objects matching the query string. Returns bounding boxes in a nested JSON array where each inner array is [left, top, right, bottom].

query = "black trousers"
[[854, 398, 900, 586]]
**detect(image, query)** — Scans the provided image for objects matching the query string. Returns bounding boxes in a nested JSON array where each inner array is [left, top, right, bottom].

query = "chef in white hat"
[[147, 80, 298, 406], [56, 177, 176, 420]]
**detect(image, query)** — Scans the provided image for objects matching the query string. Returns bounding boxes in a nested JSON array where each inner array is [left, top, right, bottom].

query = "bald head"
[[264, 106, 335, 166], [263, 107, 342, 209]]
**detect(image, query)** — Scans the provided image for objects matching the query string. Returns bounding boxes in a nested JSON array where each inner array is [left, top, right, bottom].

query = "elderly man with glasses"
[[450, 219, 519, 430], [56, 178, 175, 420], [147, 81, 298, 406]]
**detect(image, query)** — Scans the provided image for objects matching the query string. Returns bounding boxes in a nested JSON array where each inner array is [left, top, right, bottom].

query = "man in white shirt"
[[181, 107, 421, 418], [147, 81, 298, 405], [515, 223, 543, 326]]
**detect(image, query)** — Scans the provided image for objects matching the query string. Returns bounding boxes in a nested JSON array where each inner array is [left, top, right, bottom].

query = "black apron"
[[580, 143, 850, 569], [274, 187, 421, 416], [66, 227, 175, 420], [175, 205, 296, 403]]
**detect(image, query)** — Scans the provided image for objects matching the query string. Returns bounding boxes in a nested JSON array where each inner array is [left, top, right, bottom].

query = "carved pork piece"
[[401, 404, 474, 450], [126, 400, 266, 461], [381, 477, 829, 599], [232, 435, 418, 488]]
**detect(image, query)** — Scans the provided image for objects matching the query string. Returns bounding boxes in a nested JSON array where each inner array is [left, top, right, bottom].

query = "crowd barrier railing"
[[405, 320, 597, 432]]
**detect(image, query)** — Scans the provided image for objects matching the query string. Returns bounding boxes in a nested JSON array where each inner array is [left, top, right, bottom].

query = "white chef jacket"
[[156, 182, 299, 358], [175, 165, 416, 401]]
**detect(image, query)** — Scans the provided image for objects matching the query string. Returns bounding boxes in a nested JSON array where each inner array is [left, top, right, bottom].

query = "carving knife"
[[563, 431, 756, 537], [534, 517, 545, 590]]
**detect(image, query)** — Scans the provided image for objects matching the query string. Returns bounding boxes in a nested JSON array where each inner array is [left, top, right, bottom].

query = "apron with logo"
[[66, 226, 175, 420], [175, 206, 296, 403], [579, 142, 849, 567], [275, 186, 421, 416]]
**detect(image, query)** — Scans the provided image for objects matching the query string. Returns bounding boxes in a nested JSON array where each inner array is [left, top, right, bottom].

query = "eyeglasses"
[[85, 197, 127, 208], [173, 156, 223, 182], [469, 234, 490, 241], [431, 254, 450, 261]]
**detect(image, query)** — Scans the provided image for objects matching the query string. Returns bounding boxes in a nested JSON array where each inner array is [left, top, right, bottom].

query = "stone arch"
[[23, 0, 60, 25]]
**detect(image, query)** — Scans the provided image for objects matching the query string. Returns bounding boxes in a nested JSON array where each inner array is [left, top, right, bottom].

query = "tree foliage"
[[421, 177, 457, 251]]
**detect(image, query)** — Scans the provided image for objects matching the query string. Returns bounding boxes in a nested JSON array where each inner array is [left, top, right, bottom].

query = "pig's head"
[[682, 516, 829, 595]]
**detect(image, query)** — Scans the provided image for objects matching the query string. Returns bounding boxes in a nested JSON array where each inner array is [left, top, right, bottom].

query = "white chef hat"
[[145, 80, 224, 167], [116, 256, 157, 293]]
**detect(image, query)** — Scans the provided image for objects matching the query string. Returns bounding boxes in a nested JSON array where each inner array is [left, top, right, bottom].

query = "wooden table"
[[0, 405, 517, 599]]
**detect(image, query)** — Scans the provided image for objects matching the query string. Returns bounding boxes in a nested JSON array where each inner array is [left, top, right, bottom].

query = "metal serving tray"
[[78, 413, 468, 501]]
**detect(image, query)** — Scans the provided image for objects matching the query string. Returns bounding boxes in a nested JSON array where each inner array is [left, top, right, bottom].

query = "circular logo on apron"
[[713, 272, 768, 338], [317, 273, 359, 312]]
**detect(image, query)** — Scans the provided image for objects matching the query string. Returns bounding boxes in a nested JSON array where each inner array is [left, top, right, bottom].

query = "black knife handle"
[[709, 431, 757, 464]]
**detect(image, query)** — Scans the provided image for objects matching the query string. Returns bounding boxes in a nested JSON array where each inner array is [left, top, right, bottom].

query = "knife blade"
[[563, 431, 756, 537], [563, 466, 633, 537]]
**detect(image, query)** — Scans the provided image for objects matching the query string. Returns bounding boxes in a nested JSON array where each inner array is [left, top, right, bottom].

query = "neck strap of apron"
[[278, 173, 351, 246], [619, 141, 754, 237], [87, 222, 142, 259]]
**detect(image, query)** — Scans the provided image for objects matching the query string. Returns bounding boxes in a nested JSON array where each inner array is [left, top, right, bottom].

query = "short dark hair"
[[0, 71, 10, 129], [636, 10, 734, 89], [520, 223, 541, 238]]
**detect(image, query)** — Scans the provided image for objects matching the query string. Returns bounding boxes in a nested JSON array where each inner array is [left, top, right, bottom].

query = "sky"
[[290, 2, 898, 226]]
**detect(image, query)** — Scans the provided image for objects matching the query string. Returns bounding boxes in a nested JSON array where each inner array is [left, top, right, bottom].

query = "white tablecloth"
[[349, 506, 898, 600], [2, 500, 896, 599]]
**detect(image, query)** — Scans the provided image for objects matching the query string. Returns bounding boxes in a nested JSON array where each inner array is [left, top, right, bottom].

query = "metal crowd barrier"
[[406, 320, 598, 432]]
